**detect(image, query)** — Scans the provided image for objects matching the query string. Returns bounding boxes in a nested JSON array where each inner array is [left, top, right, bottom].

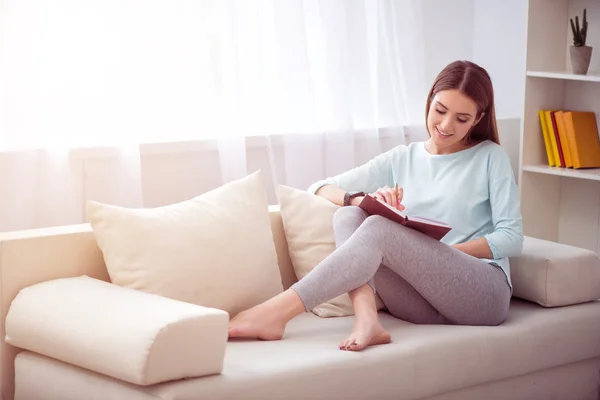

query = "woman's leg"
[[228, 206, 387, 348], [291, 210, 511, 326], [229, 207, 511, 346], [373, 266, 450, 324], [335, 207, 451, 326], [331, 207, 390, 350]]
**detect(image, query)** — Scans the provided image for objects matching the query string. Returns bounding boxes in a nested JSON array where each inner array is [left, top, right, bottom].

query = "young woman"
[[228, 60, 523, 351]]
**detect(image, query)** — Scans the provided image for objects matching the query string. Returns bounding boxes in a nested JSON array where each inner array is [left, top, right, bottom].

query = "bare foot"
[[339, 319, 391, 351], [228, 305, 286, 341], [228, 290, 305, 341]]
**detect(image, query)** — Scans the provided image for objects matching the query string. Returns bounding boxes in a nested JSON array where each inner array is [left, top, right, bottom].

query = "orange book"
[[358, 194, 451, 241], [554, 111, 573, 168], [563, 111, 600, 169]]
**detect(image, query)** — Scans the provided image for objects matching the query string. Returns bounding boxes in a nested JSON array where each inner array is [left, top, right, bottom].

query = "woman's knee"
[[333, 205, 368, 224], [362, 214, 399, 232], [471, 295, 510, 326], [490, 296, 511, 326]]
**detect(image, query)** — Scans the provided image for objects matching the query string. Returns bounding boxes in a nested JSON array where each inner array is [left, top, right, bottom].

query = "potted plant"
[[570, 9, 592, 74]]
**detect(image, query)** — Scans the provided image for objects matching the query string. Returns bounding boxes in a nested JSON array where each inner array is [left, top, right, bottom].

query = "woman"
[[228, 60, 523, 351]]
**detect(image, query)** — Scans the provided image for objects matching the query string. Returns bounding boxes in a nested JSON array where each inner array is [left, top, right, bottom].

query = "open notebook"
[[358, 194, 451, 241]]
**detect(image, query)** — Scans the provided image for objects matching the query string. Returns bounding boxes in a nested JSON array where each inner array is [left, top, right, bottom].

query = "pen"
[[395, 183, 399, 208]]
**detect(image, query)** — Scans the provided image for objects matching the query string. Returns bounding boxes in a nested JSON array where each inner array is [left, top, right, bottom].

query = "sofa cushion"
[[5, 276, 229, 386], [12, 299, 600, 400], [86, 170, 283, 317], [276, 184, 354, 317], [510, 236, 600, 307]]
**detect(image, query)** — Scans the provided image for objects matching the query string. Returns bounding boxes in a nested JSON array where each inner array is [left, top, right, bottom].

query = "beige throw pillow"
[[276, 184, 355, 317], [87, 170, 283, 317]]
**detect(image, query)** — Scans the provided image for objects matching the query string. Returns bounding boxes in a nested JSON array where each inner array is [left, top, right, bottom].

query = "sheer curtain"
[[0, 0, 431, 232]]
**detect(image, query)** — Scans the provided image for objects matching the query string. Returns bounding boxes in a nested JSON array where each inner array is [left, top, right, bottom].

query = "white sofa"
[[2, 206, 600, 400]]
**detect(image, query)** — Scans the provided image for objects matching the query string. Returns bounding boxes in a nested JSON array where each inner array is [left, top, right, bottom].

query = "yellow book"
[[538, 110, 555, 166], [554, 111, 573, 168], [563, 111, 600, 169], [544, 110, 563, 167]]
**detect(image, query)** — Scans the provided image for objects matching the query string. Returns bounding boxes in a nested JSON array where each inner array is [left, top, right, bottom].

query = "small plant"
[[570, 9, 588, 47]]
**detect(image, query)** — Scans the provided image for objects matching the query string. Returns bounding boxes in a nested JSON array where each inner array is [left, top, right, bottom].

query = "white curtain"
[[0, 0, 433, 232]]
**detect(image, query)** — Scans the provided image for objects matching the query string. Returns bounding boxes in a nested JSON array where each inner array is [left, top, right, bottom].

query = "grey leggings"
[[291, 206, 512, 326]]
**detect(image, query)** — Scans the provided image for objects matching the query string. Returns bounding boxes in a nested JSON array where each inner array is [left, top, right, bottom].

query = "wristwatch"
[[343, 191, 365, 206]]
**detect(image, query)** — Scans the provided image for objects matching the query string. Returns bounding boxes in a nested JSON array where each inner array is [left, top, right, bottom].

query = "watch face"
[[344, 192, 352, 206], [344, 191, 363, 205]]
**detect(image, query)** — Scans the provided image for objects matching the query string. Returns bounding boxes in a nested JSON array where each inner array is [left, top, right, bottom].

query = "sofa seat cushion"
[[14, 299, 600, 400], [510, 236, 600, 307]]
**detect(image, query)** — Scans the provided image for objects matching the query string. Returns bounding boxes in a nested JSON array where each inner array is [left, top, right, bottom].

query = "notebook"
[[358, 194, 451, 241]]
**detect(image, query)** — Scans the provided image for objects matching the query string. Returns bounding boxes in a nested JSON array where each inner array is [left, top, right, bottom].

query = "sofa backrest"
[[0, 205, 296, 400]]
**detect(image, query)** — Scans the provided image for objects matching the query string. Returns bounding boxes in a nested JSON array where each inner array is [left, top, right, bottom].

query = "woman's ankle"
[[349, 284, 379, 320], [274, 289, 307, 321]]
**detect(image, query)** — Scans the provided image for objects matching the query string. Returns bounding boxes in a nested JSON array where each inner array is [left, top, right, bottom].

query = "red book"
[[358, 194, 451, 241], [550, 111, 566, 167]]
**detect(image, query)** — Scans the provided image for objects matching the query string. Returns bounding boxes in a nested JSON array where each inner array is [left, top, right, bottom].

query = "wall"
[[473, 0, 529, 121]]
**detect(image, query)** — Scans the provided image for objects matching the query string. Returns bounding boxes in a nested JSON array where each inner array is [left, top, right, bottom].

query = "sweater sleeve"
[[483, 148, 524, 259], [307, 147, 399, 194]]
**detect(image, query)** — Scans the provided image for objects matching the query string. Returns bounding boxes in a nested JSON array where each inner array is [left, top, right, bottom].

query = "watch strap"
[[344, 191, 365, 206]]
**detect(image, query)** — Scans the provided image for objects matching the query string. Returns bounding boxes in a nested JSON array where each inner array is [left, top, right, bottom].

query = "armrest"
[[5, 276, 229, 386], [510, 236, 600, 307]]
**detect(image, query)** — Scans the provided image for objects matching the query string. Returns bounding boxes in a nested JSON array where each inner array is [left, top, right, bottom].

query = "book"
[[357, 194, 451, 241], [547, 110, 566, 167], [554, 111, 573, 168], [538, 109, 600, 169], [538, 110, 556, 166], [563, 111, 600, 169]]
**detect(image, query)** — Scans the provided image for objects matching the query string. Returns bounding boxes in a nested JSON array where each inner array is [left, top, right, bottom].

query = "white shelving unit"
[[526, 70, 600, 82], [520, 0, 600, 252]]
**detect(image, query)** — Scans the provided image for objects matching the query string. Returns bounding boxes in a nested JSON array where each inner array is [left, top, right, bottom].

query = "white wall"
[[472, 0, 528, 180], [472, 0, 528, 120], [410, 0, 528, 122]]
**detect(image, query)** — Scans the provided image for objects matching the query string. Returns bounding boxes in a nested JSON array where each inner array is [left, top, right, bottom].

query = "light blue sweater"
[[308, 140, 524, 286]]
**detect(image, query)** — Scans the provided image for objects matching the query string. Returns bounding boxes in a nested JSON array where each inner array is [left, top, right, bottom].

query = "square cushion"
[[510, 236, 600, 307], [86, 170, 283, 317], [276, 185, 354, 317]]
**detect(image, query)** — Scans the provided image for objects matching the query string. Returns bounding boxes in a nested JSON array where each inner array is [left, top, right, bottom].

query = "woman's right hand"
[[372, 186, 405, 211]]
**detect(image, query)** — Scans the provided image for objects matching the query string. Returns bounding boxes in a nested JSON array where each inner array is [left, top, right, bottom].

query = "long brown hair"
[[425, 60, 500, 145]]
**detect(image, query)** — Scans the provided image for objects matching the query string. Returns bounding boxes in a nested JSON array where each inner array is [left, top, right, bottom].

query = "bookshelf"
[[520, 0, 600, 252], [526, 70, 600, 82]]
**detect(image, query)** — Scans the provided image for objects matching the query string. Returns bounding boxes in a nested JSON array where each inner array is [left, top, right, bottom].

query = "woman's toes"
[[348, 339, 367, 351]]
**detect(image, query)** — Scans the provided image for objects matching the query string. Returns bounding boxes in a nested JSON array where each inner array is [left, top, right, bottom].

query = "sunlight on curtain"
[[0, 0, 428, 231], [1, 0, 221, 150], [208, 0, 420, 187]]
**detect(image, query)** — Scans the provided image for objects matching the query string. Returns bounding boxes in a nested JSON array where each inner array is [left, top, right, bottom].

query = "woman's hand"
[[372, 186, 405, 211]]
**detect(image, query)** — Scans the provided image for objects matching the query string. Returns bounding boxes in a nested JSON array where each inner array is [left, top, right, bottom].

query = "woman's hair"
[[425, 60, 500, 145]]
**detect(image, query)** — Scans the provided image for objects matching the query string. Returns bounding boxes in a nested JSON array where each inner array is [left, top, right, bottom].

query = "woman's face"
[[426, 89, 482, 153]]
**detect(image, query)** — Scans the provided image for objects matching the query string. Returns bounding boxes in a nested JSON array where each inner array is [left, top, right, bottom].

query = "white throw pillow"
[[87, 170, 283, 317], [276, 184, 355, 317]]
